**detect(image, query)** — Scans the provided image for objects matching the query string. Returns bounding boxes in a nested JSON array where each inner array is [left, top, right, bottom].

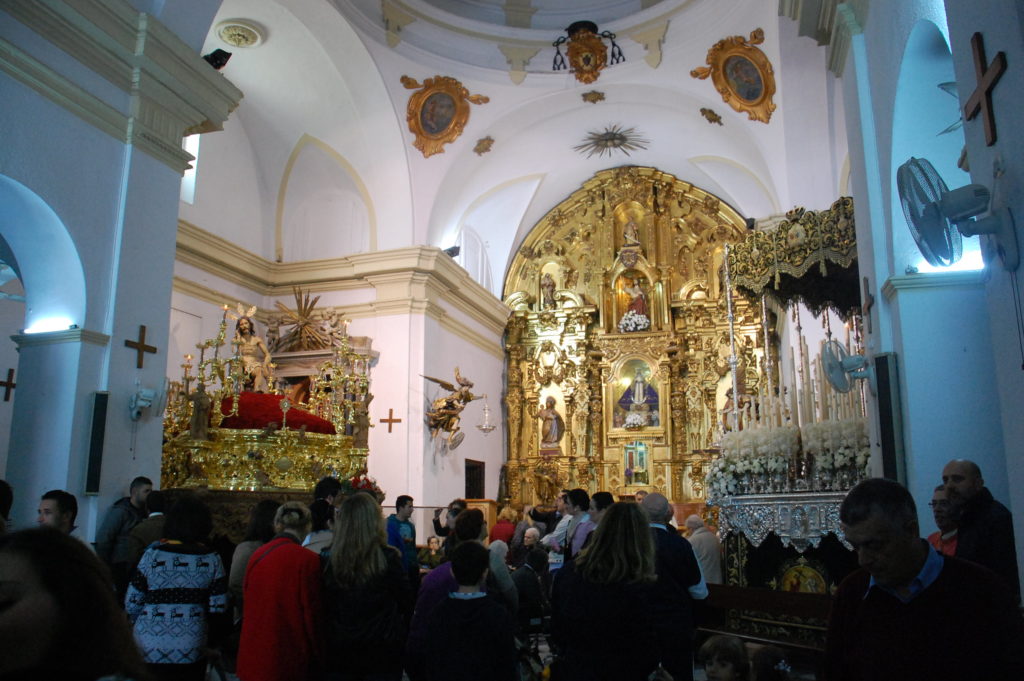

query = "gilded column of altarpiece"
[[503, 167, 769, 506]]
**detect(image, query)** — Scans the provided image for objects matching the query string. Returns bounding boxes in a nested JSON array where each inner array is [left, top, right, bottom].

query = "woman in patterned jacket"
[[126, 493, 228, 681]]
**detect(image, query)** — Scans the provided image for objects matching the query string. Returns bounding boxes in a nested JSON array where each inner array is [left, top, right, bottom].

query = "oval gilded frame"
[[400, 75, 489, 158], [691, 28, 777, 124]]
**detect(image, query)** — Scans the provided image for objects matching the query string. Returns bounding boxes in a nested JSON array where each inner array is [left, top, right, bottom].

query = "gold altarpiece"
[[503, 167, 770, 505]]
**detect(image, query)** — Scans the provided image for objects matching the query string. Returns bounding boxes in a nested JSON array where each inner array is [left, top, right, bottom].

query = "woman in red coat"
[[488, 505, 517, 545], [237, 502, 324, 681]]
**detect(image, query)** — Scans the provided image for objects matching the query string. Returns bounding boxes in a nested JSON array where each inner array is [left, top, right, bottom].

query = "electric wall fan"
[[821, 340, 874, 394], [896, 156, 1018, 271]]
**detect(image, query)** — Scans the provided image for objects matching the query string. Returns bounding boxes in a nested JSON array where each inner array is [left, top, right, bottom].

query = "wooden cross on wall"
[[964, 32, 1007, 146], [124, 325, 158, 368], [379, 408, 403, 433], [0, 368, 16, 401], [862, 277, 875, 335]]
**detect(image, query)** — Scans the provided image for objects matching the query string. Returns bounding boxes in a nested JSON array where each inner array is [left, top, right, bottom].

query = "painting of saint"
[[420, 92, 457, 135], [724, 55, 763, 102]]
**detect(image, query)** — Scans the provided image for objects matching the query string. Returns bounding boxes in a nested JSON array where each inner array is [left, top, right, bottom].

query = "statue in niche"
[[540, 272, 557, 309], [617, 276, 650, 333], [616, 364, 660, 427], [623, 218, 641, 246], [535, 396, 566, 450]]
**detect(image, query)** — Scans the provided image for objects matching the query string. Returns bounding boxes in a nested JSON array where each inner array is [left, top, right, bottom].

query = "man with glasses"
[[926, 485, 958, 557]]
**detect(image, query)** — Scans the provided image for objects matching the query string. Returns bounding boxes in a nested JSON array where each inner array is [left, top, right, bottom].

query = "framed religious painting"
[[400, 75, 489, 158], [690, 28, 777, 124]]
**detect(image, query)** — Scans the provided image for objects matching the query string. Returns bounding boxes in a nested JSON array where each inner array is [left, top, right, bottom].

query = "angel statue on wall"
[[228, 303, 273, 392], [423, 367, 481, 450]]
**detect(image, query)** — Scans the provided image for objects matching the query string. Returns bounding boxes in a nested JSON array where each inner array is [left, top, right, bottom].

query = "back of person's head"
[[640, 492, 672, 523], [591, 491, 614, 513], [839, 478, 917, 533], [41, 489, 78, 526], [309, 498, 333, 533], [329, 492, 388, 586], [145, 489, 166, 514], [567, 488, 590, 512], [314, 476, 342, 501], [245, 499, 281, 543], [751, 645, 791, 681], [498, 505, 518, 523], [450, 539, 490, 587], [576, 502, 656, 585], [129, 476, 153, 492], [685, 514, 705, 531], [447, 497, 468, 517], [454, 507, 485, 542], [699, 635, 750, 681], [0, 527, 148, 679], [524, 547, 548, 573], [274, 501, 312, 537], [163, 493, 213, 544]]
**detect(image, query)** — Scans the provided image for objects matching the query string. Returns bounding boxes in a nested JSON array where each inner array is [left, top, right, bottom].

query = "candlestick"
[[723, 244, 740, 432]]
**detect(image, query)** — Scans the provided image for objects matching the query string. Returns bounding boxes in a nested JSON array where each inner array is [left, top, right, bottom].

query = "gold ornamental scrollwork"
[[691, 28, 776, 124], [401, 75, 489, 158]]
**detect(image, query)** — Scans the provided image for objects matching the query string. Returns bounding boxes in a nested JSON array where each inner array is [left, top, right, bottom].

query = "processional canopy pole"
[[724, 244, 740, 431]]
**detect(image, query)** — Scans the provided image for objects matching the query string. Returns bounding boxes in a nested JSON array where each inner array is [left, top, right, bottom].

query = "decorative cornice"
[[175, 222, 509, 351], [2, 0, 242, 172], [778, 0, 868, 77], [12, 328, 110, 348], [881, 270, 988, 300]]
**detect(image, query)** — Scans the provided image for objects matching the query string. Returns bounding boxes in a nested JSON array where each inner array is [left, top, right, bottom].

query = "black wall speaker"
[[873, 353, 905, 483], [85, 391, 109, 495]]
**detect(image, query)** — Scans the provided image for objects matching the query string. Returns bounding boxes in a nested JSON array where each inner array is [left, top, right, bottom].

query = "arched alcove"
[[891, 20, 979, 273], [0, 175, 86, 332], [277, 135, 376, 262]]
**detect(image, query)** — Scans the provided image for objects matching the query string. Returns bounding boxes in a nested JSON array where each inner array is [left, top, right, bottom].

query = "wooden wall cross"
[[125, 325, 158, 368], [964, 32, 1007, 146], [862, 277, 875, 334], [0, 368, 16, 401], [379, 408, 403, 433]]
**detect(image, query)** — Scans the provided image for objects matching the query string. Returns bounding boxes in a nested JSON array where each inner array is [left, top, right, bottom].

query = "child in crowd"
[[750, 645, 792, 681], [418, 535, 444, 570], [698, 635, 750, 681]]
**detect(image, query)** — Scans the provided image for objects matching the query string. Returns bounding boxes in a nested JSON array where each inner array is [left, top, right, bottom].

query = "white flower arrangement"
[[623, 412, 648, 429], [705, 419, 870, 501], [618, 310, 651, 333]]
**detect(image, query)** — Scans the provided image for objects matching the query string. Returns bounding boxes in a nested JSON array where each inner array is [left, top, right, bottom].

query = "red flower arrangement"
[[338, 472, 386, 504]]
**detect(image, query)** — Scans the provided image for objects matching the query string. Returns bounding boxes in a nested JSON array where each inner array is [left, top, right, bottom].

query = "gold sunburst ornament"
[[574, 125, 649, 159], [274, 287, 332, 351]]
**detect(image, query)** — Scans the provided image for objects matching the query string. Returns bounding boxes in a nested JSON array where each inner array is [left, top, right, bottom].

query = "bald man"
[[942, 459, 1019, 601], [685, 515, 722, 584]]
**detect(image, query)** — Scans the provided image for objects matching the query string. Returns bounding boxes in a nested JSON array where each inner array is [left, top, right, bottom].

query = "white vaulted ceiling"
[[184, 0, 846, 295]]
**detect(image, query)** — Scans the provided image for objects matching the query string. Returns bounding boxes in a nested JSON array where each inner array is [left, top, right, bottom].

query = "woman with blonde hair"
[[550, 502, 660, 681], [324, 492, 412, 681], [488, 505, 517, 544], [237, 501, 324, 681]]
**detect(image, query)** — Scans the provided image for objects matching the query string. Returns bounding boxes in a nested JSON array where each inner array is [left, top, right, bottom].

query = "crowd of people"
[[0, 458, 1020, 681]]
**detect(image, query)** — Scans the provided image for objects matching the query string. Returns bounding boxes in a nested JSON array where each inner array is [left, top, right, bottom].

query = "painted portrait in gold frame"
[[400, 75, 489, 158], [690, 28, 777, 124]]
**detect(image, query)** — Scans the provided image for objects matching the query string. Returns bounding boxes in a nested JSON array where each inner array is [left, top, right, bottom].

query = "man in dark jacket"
[[942, 459, 1019, 601], [96, 475, 151, 598], [640, 492, 707, 681]]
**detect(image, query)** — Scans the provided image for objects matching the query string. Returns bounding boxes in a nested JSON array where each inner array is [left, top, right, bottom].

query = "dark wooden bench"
[[697, 584, 834, 677]]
